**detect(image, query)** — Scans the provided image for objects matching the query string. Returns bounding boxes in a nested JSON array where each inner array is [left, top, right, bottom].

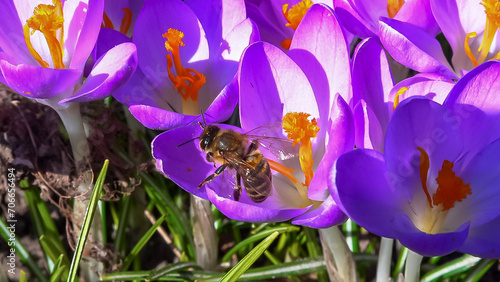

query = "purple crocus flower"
[[245, 0, 334, 50], [334, 0, 439, 39], [377, 0, 500, 77], [333, 61, 500, 258], [152, 4, 352, 227], [0, 0, 137, 107], [125, 0, 259, 130]]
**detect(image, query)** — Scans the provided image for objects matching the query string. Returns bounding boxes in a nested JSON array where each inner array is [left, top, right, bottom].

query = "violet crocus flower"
[[0, 0, 137, 162], [245, 0, 334, 50], [153, 4, 352, 227], [334, 0, 439, 39], [125, 0, 259, 130], [333, 61, 500, 258], [377, 0, 500, 77]]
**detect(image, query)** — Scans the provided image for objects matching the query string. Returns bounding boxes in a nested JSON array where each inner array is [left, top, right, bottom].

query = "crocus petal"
[[0, 0, 33, 64], [384, 97, 463, 200], [353, 100, 384, 151], [333, 0, 376, 38], [92, 28, 131, 62], [207, 188, 310, 223], [185, 0, 246, 53], [309, 94, 355, 201], [394, 0, 439, 36], [289, 4, 352, 121], [291, 195, 347, 228], [378, 17, 457, 79], [61, 42, 138, 103], [67, 0, 105, 70], [129, 105, 197, 130], [239, 42, 318, 131], [134, 0, 209, 81], [393, 213, 470, 257], [444, 61, 500, 160], [0, 61, 82, 99], [352, 37, 393, 130], [152, 123, 212, 199], [458, 215, 500, 258], [388, 73, 454, 106], [332, 149, 408, 238], [205, 77, 239, 124]]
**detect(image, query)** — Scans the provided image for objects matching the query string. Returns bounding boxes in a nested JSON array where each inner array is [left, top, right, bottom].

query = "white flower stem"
[[376, 237, 394, 282], [319, 226, 358, 282], [404, 250, 423, 282]]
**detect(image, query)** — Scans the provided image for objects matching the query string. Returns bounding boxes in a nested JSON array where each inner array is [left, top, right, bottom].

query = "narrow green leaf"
[[220, 231, 280, 282], [421, 254, 481, 282], [222, 226, 300, 262], [122, 215, 167, 271], [67, 160, 109, 282], [114, 194, 132, 255], [464, 259, 495, 282], [392, 246, 408, 280], [148, 262, 202, 280], [342, 219, 359, 253], [49, 265, 67, 282], [20, 270, 28, 282], [0, 218, 48, 282]]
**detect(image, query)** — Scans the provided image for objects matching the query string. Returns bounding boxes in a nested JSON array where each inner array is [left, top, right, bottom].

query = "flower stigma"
[[465, 0, 500, 66], [23, 0, 65, 69], [387, 0, 404, 18], [281, 0, 314, 50], [415, 147, 472, 234], [163, 28, 206, 115]]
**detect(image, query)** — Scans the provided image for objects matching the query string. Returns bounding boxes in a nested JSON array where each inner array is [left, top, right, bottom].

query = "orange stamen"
[[282, 112, 319, 187], [433, 160, 471, 211], [267, 159, 299, 184], [281, 0, 314, 50], [393, 87, 409, 111], [417, 147, 433, 208], [102, 12, 114, 29], [387, 0, 404, 18], [163, 28, 206, 102], [120, 8, 132, 35], [23, 0, 65, 69], [464, 32, 479, 67]]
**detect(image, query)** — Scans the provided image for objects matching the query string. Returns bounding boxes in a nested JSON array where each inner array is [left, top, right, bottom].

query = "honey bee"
[[184, 117, 298, 203]]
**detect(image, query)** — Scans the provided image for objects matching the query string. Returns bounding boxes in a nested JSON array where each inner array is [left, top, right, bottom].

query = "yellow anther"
[[120, 8, 132, 35], [281, 0, 314, 50], [282, 112, 319, 186], [387, 0, 404, 18], [23, 0, 65, 69], [393, 87, 409, 111]]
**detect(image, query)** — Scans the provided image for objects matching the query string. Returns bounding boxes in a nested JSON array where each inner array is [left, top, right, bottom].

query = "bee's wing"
[[244, 122, 299, 160]]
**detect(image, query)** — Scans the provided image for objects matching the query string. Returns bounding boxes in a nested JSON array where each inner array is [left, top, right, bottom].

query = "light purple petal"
[[458, 215, 500, 258], [0, 0, 33, 64], [384, 98, 463, 201], [393, 213, 470, 257], [388, 73, 454, 107], [129, 105, 197, 130], [309, 94, 355, 200], [332, 149, 407, 238], [352, 37, 393, 130], [291, 195, 347, 228], [61, 42, 138, 103], [0, 61, 82, 99], [378, 17, 457, 79], [353, 100, 384, 151], [289, 3, 352, 121], [394, 0, 439, 36], [207, 188, 310, 223], [93, 28, 131, 62], [67, 0, 105, 70], [238, 41, 318, 131], [333, 0, 376, 38], [205, 77, 239, 124]]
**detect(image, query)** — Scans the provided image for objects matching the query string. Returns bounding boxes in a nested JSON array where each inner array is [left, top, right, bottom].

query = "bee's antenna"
[[177, 137, 199, 148]]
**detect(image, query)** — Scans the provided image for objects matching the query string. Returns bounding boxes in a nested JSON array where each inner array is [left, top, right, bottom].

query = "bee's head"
[[199, 125, 220, 151]]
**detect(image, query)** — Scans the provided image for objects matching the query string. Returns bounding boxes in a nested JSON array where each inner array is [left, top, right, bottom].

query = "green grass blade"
[[0, 218, 48, 282], [67, 160, 109, 282], [392, 246, 408, 280], [148, 262, 203, 280], [421, 254, 481, 282], [122, 214, 167, 271], [222, 225, 300, 262], [343, 219, 359, 253], [464, 259, 495, 282], [220, 231, 280, 282]]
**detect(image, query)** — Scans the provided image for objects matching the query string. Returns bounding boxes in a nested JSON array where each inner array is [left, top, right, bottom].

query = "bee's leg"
[[198, 163, 228, 189], [234, 172, 242, 201]]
